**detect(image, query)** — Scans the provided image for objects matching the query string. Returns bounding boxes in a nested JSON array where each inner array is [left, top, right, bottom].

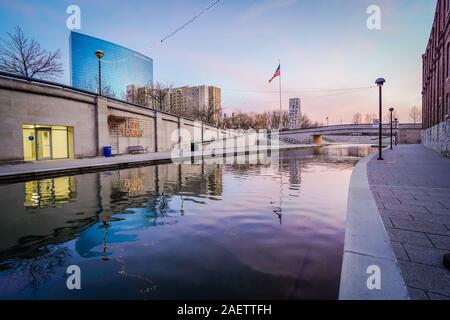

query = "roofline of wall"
[[0, 71, 219, 127]]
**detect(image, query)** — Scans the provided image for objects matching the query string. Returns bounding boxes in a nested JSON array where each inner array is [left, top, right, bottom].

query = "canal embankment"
[[0, 143, 332, 183], [339, 148, 409, 300]]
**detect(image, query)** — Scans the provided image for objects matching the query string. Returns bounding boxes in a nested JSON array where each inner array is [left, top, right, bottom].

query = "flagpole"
[[278, 59, 282, 129]]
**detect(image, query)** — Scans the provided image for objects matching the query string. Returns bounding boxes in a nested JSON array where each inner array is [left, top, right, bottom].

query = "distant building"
[[422, 0, 450, 156], [127, 85, 222, 123], [70, 32, 153, 99], [126, 84, 140, 103], [126, 85, 161, 109], [166, 86, 221, 122], [289, 98, 301, 129], [167, 86, 204, 116], [208, 86, 222, 124]]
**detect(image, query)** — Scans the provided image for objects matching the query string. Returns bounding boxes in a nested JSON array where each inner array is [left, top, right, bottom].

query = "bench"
[[128, 145, 148, 154]]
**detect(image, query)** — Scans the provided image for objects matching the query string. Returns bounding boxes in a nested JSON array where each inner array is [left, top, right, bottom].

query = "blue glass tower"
[[70, 32, 153, 99]]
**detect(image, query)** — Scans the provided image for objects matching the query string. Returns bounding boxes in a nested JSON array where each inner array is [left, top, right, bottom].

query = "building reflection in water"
[[24, 176, 77, 208], [0, 162, 228, 291], [25, 164, 201, 258], [2, 149, 324, 265], [0, 146, 375, 298], [7, 155, 281, 262]]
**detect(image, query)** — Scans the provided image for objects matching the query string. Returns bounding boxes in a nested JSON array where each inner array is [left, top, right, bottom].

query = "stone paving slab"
[[367, 144, 450, 300], [385, 228, 434, 247]]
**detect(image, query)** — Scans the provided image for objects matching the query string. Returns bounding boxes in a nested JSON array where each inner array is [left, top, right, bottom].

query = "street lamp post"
[[389, 107, 394, 150], [95, 50, 104, 96], [394, 118, 399, 146], [375, 78, 386, 160]]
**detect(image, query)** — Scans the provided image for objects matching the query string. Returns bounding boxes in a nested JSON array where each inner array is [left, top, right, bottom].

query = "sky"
[[0, 0, 437, 124]]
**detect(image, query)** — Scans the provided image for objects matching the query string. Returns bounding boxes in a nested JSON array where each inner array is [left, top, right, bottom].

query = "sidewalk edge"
[[338, 151, 410, 300]]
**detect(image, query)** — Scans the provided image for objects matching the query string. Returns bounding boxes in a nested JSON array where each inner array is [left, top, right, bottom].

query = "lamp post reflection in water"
[[101, 221, 110, 261]]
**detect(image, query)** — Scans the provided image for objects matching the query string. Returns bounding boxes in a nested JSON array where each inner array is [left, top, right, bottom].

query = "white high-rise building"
[[289, 98, 301, 129]]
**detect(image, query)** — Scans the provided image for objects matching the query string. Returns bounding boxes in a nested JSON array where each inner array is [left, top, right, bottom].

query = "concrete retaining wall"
[[0, 79, 97, 161], [322, 135, 391, 145], [0, 75, 232, 161]]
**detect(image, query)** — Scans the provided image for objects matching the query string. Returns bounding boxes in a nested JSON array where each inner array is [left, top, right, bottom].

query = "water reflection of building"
[[288, 159, 301, 185], [75, 163, 224, 258], [0, 174, 100, 262], [0, 146, 375, 294], [0, 163, 224, 265], [313, 145, 373, 158], [24, 176, 77, 208], [1, 146, 372, 268]]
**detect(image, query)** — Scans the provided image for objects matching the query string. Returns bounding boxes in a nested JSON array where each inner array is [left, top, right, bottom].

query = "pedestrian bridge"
[[279, 124, 422, 145]]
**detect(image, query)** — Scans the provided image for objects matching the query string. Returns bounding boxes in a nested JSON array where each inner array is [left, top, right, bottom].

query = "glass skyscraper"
[[70, 32, 153, 99]]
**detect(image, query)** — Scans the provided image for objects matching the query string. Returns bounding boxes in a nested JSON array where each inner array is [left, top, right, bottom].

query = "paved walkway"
[[0, 151, 173, 182], [367, 145, 450, 300], [0, 144, 314, 182]]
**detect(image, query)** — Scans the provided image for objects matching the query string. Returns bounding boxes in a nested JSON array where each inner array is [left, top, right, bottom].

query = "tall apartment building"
[[209, 86, 222, 124], [127, 85, 221, 123], [289, 98, 301, 129], [127, 84, 163, 111], [166, 86, 221, 121], [422, 0, 450, 156]]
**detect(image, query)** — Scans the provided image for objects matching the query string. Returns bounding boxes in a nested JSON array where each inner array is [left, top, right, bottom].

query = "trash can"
[[103, 146, 112, 158]]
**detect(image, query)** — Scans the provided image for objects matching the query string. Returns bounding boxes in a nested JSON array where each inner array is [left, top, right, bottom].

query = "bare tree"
[[220, 114, 233, 129], [124, 85, 140, 104], [84, 78, 115, 98], [233, 112, 254, 131], [145, 81, 173, 111], [253, 112, 269, 129], [0, 26, 63, 79], [219, 109, 323, 131], [312, 121, 323, 128], [352, 112, 362, 125], [270, 111, 282, 129], [299, 113, 313, 129], [195, 100, 218, 125], [409, 106, 422, 124], [263, 110, 290, 130], [364, 113, 376, 124], [281, 110, 290, 129]]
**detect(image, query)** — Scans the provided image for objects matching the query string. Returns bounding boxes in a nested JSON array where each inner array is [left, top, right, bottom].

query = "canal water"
[[0, 145, 373, 299]]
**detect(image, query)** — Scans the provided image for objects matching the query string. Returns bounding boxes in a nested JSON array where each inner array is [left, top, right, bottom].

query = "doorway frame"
[[35, 127, 53, 160]]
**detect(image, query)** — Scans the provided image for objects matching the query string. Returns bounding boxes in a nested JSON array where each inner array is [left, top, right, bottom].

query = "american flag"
[[269, 64, 281, 83]]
